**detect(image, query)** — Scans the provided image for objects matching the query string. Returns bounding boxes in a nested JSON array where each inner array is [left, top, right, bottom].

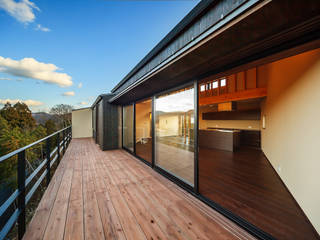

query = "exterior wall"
[[93, 95, 119, 151], [118, 105, 122, 148], [92, 106, 96, 140], [103, 99, 119, 150], [98, 100, 104, 147], [261, 48, 320, 234], [72, 108, 93, 138]]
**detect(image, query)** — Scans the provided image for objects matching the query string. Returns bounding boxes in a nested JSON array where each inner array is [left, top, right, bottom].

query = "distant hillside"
[[32, 112, 60, 125]]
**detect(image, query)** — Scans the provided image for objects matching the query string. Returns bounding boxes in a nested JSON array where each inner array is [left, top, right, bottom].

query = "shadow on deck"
[[23, 138, 255, 240]]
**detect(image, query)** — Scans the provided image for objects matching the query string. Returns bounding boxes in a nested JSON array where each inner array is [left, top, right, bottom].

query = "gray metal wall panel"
[[98, 101, 104, 147], [92, 106, 97, 140], [103, 100, 119, 150], [92, 95, 119, 151]]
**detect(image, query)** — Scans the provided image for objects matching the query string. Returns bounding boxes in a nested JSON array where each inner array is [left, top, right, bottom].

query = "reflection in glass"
[[123, 105, 134, 151], [135, 98, 152, 163], [155, 87, 194, 186]]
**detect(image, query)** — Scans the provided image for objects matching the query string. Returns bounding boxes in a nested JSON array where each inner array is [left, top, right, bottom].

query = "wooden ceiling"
[[111, 0, 320, 105]]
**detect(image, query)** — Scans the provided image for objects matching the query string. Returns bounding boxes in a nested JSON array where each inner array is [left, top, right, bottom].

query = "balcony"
[[21, 138, 254, 240]]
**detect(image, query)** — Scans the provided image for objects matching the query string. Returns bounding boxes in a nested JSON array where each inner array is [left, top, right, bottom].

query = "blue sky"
[[0, 0, 199, 112]]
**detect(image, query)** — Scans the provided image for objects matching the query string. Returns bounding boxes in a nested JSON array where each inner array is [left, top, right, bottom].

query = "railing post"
[[69, 127, 71, 144], [66, 128, 69, 146], [17, 150, 26, 240], [63, 130, 66, 154], [57, 132, 60, 164], [46, 138, 51, 186]]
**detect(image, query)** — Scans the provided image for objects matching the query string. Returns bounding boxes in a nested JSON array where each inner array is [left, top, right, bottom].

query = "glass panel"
[[220, 78, 226, 86], [212, 81, 218, 88], [198, 49, 320, 240], [155, 86, 194, 186], [123, 104, 134, 151], [135, 98, 152, 163]]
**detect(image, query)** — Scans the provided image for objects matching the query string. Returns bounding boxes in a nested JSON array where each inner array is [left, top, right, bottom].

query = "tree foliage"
[[44, 119, 57, 135], [0, 102, 47, 183], [0, 102, 36, 130], [49, 104, 73, 128]]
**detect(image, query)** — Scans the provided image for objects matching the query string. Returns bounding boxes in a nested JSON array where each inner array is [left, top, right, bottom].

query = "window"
[[220, 78, 226, 87], [155, 86, 194, 186], [200, 84, 206, 92], [135, 98, 152, 163], [212, 81, 218, 89]]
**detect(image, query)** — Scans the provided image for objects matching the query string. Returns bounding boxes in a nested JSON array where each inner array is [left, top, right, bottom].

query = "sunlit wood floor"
[[23, 138, 255, 240]]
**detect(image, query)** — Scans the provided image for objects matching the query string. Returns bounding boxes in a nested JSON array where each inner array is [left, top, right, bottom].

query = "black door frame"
[[122, 103, 135, 153]]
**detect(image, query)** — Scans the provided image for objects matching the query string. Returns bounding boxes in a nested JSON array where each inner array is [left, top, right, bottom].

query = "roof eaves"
[[110, 0, 215, 93]]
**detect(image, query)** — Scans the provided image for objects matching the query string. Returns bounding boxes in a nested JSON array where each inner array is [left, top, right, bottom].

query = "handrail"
[[0, 126, 72, 240], [0, 126, 71, 163]]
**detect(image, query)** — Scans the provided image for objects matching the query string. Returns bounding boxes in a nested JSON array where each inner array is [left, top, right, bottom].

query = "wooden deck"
[[23, 138, 255, 240]]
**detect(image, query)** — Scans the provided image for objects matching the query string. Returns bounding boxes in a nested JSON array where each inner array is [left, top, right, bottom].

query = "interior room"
[[155, 87, 195, 185], [198, 48, 320, 240], [135, 98, 152, 163]]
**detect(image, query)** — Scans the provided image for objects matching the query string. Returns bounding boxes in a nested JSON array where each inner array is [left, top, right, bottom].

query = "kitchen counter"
[[199, 128, 240, 152]]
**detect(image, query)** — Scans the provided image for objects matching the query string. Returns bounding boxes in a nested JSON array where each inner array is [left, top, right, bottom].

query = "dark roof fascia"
[[91, 94, 116, 108], [91, 94, 107, 108], [111, 0, 216, 93]]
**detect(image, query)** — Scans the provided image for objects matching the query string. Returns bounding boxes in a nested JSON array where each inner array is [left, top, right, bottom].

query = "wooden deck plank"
[[82, 152, 105, 240], [23, 138, 255, 240], [64, 154, 84, 240], [96, 150, 147, 240], [23, 144, 73, 240], [43, 168, 73, 240]]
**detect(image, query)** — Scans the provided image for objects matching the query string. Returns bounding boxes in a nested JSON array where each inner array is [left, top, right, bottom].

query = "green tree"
[[44, 119, 57, 135], [0, 102, 36, 130], [0, 115, 10, 156]]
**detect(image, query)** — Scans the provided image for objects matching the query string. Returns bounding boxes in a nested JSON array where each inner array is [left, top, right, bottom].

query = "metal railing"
[[0, 126, 72, 240]]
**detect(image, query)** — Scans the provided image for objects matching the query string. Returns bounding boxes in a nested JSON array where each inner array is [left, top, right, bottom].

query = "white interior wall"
[[261, 48, 320, 234]]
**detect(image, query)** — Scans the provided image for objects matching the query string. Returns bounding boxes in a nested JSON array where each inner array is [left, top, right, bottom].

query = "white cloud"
[[79, 101, 88, 105], [156, 88, 194, 112], [78, 82, 82, 88], [0, 77, 12, 80], [0, 56, 73, 87], [0, 0, 39, 23], [0, 77, 23, 81], [35, 24, 50, 32], [0, 98, 43, 106], [62, 91, 75, 96]]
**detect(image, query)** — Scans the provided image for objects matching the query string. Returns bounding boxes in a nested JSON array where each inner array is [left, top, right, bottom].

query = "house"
[[82, 0, 320, 239], [2, 0, 318, 239]]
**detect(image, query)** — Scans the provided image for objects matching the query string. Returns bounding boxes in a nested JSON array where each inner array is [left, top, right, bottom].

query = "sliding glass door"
[[135, 98, 152, 163], [123, 104, 134, 152], [155, 86, 195, 186]]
